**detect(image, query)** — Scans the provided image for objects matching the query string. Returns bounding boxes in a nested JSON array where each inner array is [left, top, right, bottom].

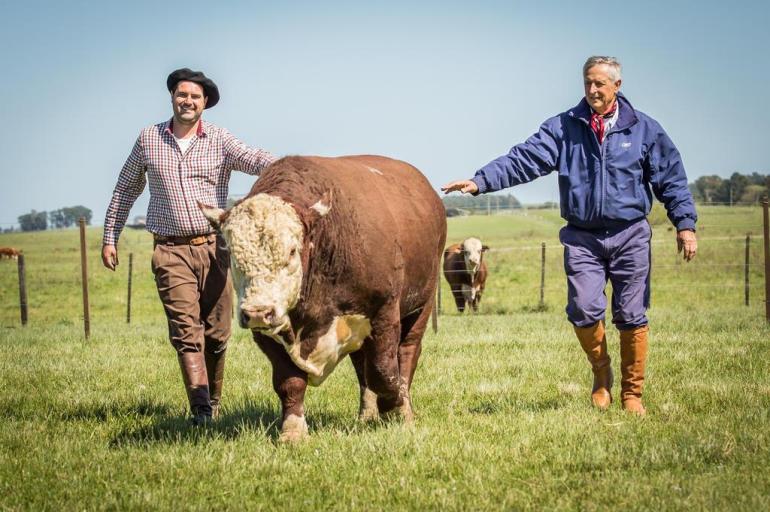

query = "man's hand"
[[102, 244, 119, 271], [677, 229, 697, 262], [441, 180, 478, 195]]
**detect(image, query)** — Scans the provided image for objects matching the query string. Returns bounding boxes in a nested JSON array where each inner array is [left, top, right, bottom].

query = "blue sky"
[[0, 0, 768, 229]]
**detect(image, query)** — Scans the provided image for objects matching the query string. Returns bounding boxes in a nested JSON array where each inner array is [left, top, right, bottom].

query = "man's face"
[[584, 65, 621, 114], [171, 81, 207, 125]]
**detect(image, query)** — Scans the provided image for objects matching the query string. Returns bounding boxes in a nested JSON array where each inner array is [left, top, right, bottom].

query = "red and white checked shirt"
[[103, 119, 275, 245]]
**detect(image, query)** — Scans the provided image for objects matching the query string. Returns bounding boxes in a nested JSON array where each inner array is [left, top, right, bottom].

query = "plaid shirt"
[[103, 119, 275, 245]]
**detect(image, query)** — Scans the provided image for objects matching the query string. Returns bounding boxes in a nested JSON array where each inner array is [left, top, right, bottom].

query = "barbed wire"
[[442, 262, 765, 274], [468, 236, 766, 253]]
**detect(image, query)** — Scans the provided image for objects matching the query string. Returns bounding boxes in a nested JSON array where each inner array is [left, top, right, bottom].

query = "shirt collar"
[[165, 118, 206, 138]]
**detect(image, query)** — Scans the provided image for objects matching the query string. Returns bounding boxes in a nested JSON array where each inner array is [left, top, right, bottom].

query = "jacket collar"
[[568, 93, 638, 131]]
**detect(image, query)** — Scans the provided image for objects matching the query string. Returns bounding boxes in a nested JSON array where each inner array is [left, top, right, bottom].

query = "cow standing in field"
[[200, 155, 447, 442], [0, 247, 21, 260], [443, 238, 489, 313]]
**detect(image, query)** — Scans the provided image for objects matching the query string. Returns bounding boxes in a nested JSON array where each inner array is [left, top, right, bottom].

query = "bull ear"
[[197, 201, 226, 229], [482, 245, 490, 252]]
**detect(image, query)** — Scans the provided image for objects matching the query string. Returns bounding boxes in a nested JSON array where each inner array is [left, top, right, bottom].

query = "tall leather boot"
[[619, 324, 649, 416], [205, 346, 226, 420], [178, 351, 212, 425], [574, 320, 613, 409]]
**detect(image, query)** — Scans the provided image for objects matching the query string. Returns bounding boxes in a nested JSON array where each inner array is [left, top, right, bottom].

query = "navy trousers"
[[559, 219, 651, 329]]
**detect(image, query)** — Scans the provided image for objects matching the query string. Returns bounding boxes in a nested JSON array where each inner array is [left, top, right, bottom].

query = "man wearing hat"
[[102, 68, 276, 425]]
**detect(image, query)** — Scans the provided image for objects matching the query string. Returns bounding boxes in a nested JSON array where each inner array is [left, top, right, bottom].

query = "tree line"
[[442, 193, 523, 211], [8, 172, 769, 232], [440, 172, 769, 213], [16, 206, 92, 232], [689, 173, 770, 204]]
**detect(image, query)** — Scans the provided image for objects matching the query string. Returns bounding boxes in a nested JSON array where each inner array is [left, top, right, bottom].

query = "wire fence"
[[1, 202, 769, 331], [438, 202, 770, 320]]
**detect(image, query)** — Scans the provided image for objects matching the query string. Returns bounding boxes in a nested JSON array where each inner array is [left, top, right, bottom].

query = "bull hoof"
[[399, 400, 415, 423], [278, 414, 309, 443], [379, 400, 414, 423], [398, 380, 414, 423], [358, 408, 380, 423], [358, 388, 379, 422]]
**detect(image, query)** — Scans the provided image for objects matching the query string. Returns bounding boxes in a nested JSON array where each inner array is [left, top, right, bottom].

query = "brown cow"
[[200, 155, 446, 441], [443, 237, 489, 313], [0, 247, 21, 260]]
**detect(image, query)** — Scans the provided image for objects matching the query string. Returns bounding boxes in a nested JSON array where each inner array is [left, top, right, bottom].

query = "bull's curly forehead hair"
[[583, 56, 622, 82]]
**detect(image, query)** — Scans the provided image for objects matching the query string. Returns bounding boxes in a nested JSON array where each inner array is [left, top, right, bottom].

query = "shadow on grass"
[[109, 401, 280, 447], [62, 399, 173, 422], [107, 402, 369, 447]]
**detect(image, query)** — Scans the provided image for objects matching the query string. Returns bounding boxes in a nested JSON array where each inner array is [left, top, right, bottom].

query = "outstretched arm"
[[443, 118, 561, 196]]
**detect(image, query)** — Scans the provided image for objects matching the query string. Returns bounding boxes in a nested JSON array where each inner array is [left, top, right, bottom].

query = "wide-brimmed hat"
[[166, 68, 220, 109]]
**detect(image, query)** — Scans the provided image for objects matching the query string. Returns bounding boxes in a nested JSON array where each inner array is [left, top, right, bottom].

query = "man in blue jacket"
[[442, 56, 698, 415]]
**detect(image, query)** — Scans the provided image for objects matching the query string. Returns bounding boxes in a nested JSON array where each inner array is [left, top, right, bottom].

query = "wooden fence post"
[[127, 252, 133, 323], [18, 254, 27, 326], [539, 242, 546, 308], [762, 198, 769, 322], [745, 234, 750, 306], [79, 218, 90, 339]]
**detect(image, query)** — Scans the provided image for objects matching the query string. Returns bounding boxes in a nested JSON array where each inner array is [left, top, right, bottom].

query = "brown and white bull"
[[200, 155, 446, 441], [0, 247, 21, 260], [443, 238, 489, 313]]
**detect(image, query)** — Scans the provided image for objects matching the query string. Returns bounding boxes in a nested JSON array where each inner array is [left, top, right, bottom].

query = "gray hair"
[[583, 56, 622, 82]]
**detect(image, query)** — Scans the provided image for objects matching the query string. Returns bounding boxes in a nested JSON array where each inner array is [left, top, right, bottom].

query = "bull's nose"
[[240, 306, 276, 328]]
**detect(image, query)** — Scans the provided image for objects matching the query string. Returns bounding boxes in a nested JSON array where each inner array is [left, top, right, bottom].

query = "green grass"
[[1, 205, 769, 510]]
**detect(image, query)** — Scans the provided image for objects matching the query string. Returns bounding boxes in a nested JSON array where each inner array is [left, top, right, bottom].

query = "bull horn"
[[310, 189, 333, 217], [197, 201, 226, 229]]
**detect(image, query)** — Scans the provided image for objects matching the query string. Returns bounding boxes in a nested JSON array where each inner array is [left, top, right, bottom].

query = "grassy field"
[[1, 205, 769, 510]]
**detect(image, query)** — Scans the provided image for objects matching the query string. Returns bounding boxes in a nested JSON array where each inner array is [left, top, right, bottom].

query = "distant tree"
[[62, 206, 92, 226], [48, 206, 93, 228], [18, 210, 48, 232], [741, 184, 767, 204], [49, 209, 67, 229], [720, 173, 750, 204], [693, 175, 724, 203]]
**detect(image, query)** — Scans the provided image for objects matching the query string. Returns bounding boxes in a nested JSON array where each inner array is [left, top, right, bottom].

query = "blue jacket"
[[470, 94, 697, 231]]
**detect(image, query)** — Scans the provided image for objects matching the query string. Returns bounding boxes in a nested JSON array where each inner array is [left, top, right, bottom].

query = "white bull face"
[[201, 194, 306, 331], [462, 237, 484, 272]]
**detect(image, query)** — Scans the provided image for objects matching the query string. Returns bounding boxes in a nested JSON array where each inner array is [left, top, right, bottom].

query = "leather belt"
[[153, 233, 216, 246]]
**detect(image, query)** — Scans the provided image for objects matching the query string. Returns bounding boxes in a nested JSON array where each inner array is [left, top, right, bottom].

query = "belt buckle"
[[190, 235, 207, 246]]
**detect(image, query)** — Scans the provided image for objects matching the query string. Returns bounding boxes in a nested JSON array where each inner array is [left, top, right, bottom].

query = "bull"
[[200, 155, 446, 441], [443, 237, 489, 313]]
